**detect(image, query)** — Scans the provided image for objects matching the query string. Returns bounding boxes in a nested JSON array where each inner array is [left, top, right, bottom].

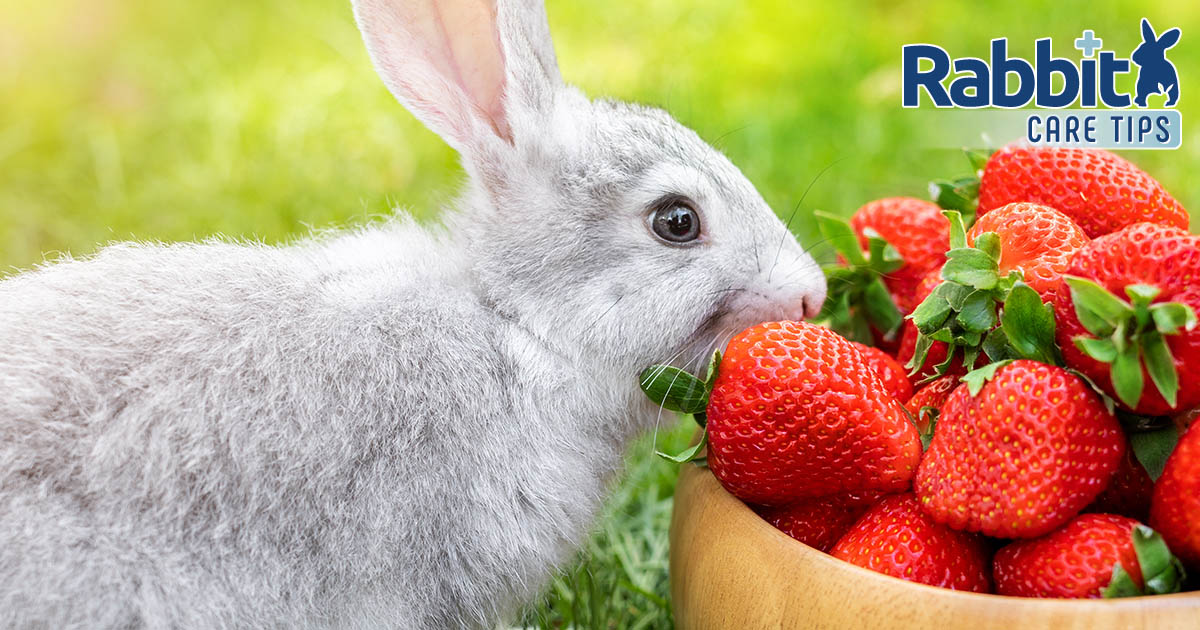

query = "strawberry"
[[849, 198, 950, 312], [905, 212, 1061, 385], [1053, 223, 1200, 415], [755, 491, 883, 553], [851, 341, 913, 403], [904, 374, 960, 435], [993, 514, 1184, 598], [915, 360, 1125, 538], [831, 493, 991, 592], [1086, 441, 1154, 522], [706, 321, 922, 505], [977, 145, 1188, 238], [967, 202, 1088, 299], [1150, 421, 1200, 568]]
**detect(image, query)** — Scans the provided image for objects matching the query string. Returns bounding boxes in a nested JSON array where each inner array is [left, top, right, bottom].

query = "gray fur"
[[0, 1, 824, 628]]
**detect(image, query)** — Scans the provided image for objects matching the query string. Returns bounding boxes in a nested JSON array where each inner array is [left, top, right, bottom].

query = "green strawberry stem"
[[928, 147, 992, 222], [906, 211, 1060, 383], [928, 175, 979, 220], [638, 350, 722, 463], [1102, 525, 1187, 598], [813, 211, 904, 344], [1065, 276, 1198, 409], [1128, 426, 1181, 481]]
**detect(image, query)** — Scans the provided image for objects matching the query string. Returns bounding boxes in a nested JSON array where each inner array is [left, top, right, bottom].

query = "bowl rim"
[[671, 462, 1200, 610]]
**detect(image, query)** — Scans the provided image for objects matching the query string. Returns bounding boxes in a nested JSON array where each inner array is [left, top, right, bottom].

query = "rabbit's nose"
[[798, 285, 827, 320]]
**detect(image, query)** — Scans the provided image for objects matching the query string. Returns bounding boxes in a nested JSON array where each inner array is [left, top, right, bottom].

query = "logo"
[[902, 19, 1182, 149], [1132, 19, 1180, 107]]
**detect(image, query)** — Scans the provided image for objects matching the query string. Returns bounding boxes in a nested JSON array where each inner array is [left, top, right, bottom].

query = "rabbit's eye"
[[650, 198, 701, 244]]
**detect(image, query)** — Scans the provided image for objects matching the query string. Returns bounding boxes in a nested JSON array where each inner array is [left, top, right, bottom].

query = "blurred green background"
[[2, 0, 1197, 627]]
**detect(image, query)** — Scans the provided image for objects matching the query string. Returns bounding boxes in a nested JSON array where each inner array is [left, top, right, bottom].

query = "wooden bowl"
[[669, 463, 1200, 630]]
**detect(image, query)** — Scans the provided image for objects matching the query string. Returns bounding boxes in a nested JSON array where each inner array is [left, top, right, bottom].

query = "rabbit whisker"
[[767, 157, 849, 282]]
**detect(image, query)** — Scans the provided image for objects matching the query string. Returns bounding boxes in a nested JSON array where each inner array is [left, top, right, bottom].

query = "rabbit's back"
[[0, 223, 583, 628]]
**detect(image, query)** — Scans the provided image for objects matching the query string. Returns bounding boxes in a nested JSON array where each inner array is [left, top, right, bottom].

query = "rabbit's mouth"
[[672, 288, 752, 371], [673, 279, 817, 372]]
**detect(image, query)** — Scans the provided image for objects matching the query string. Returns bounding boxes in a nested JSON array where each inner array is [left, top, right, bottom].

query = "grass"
[[2, 0, 1198, 627]]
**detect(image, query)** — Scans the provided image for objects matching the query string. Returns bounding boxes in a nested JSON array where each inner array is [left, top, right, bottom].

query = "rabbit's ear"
[[351, 0, 561, 153], [1158, 27, 1181, 49], [1142, 18, 1157, 43]]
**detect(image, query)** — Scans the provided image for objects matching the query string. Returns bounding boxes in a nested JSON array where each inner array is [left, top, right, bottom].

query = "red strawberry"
[[993, 514, 1144, 598], [1150, 421, 1200, 567], [851, 341, 913, 403], [831, 493, 991, 592], [1053, 223, 1200, 415], [904, 374, 960, 434], [706, 321, 922, 505], [755, 491, 884, 553], [850, 197, 950, 313], [916, 360, 1125, 538], [967, 202, 1089, 299], [977, 145, 1188, 238], [1086, 441, 1154, 522]]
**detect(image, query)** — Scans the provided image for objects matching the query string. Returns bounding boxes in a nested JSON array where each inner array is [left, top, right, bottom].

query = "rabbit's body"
[[0, 0, 825, 627], [1132, 18, 1181, 108], [1, 221, 643, 628]]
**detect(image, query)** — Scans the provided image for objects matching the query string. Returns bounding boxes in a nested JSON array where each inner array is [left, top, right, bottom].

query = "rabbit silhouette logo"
[[1132, 18, 1181, 107]]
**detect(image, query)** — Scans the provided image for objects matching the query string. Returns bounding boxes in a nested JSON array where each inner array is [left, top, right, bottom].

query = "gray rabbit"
[[0, 0, 825, 628]]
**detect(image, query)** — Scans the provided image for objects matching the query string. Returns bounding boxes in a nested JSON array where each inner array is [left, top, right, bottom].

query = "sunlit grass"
[[2, 0, 1197, 627]]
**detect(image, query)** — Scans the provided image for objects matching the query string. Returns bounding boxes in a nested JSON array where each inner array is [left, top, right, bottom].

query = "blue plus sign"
[[1075, 30, 1103, 58]]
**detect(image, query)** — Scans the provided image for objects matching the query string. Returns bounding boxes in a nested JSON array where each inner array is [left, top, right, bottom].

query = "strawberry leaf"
[[911, 292, 953, 334], [656, 432, 708, 464], [863, 280, 904, 337], [1074, 336, 1118, 363], [1130, 426, 1181, 481], [1102, 563, 1143, 599], [819, 290, 873, 345], [865, 231, 904, 274], [939, 282, 974, 310], [962, 360, 1014, 396], [1110, 342, 1146, 409], [1065, 276, 1133, 336], [1141, 332, 1180, 408], [1131, 525, 1186, 595], [965, 148, 992, 173], [942, 249, 998, 290], [1000, 283, 1060, 365], [973, 231, 1001, 262], [982, 326, 1015, 361], [815, 211, 867, 267], [1126, 284, 1162, 305], [944, 210, 968, 250], [815, 212, 905, 341], [957, 290, 997, 334], [704, 350, 722, 392], [906, 333, 935, 375], [929, 177, 980, 217], [639, 365, 709, 415], [1150, 302, 1198, 335]]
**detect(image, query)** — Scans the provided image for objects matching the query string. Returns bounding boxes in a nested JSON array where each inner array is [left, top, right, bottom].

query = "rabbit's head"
[[352, 0, 825, 372], [1132, 18, 1181, 66]]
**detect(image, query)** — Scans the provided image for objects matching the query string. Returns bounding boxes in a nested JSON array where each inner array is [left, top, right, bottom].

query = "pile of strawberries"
[[642, 145, 1199, 598]]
